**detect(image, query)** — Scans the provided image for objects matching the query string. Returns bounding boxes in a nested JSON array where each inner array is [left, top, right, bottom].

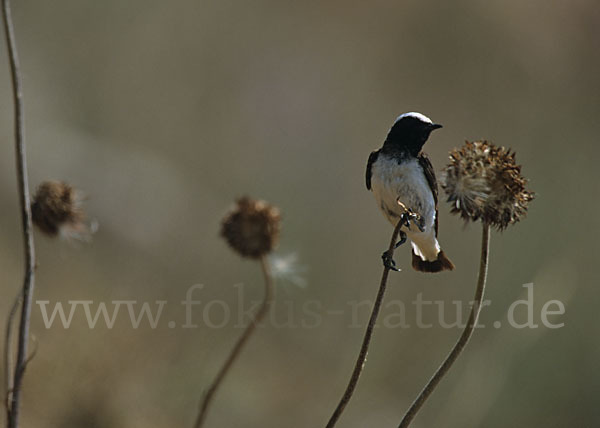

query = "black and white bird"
[[366, 112, 454, 273]]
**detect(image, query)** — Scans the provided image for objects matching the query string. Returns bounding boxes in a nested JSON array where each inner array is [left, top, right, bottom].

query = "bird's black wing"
[[366, 150, 379, 190], [418, 152, 439, 235]]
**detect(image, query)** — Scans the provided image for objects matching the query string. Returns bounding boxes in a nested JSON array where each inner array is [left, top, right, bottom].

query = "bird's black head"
[[383, 112, 442, 156]]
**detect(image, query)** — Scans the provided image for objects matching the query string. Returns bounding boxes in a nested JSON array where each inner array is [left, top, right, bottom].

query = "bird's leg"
[[394, 230, 407, 249], [397, 200, 426, 232], [402, 211, 425, 232], [381, 250, 401, 272], [382, 231, 407, 272], [382, 202, 423, 272]]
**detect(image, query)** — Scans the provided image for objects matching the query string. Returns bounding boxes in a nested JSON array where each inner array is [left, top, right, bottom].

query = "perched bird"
[[366, 112, 454, 273]]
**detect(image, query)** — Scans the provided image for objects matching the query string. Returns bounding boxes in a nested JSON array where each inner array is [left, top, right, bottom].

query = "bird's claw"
[[396, 200, 425, 232], [405, 211, 425, 232], [382, 250, 401, 272]]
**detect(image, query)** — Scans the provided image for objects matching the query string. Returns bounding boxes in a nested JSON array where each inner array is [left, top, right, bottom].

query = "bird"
[[366, 112, 454, 273]]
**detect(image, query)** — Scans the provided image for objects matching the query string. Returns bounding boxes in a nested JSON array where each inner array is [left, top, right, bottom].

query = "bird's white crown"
[[395, 112, 433, 124]]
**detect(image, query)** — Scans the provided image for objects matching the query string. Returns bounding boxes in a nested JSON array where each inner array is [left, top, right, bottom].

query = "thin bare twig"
[[2, 0, 37, 427], [3, 293, 22, 419], [398, 222, 490, 428], [325, 219, 403, 428], [193, 256, 274, 428]]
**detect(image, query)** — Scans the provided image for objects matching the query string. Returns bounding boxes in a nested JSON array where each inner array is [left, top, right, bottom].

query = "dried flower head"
[[221, 197, 281, 258], [31, 180, 92, 240], [442, 141, 534, 229]]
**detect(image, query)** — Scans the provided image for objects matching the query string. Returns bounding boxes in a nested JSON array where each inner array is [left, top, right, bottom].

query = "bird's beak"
[[430, 123, 443, 130]]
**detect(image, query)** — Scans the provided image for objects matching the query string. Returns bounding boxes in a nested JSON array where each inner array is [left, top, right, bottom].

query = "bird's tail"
[[412, 250, 455, 273]]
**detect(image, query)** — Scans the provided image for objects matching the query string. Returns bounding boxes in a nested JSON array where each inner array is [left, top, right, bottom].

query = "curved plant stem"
[[193, 256, 274, 428], [2, 1, 36, 427], [325, 220, 403, 428], [398, 222, 490, 428]]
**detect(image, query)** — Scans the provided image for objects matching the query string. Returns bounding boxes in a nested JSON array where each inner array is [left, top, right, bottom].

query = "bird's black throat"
[[382, 126, 430, 158], [381, 115, 441, 158]]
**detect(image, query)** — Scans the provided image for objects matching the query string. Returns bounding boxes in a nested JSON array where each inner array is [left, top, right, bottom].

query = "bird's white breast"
[[370, 154, 436, 232]]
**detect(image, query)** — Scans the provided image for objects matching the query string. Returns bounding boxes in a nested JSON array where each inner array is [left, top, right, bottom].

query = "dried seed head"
[[442, 141, 534, 230], [220, 197, 281, 258], [31, 180, 92, 240]]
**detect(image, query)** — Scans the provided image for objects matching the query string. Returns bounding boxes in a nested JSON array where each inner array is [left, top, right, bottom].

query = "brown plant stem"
[[398, 222, 490, 428], [325, 219, 403, 428], [194, 256, 274, 428], [2, 0, 36, 427]]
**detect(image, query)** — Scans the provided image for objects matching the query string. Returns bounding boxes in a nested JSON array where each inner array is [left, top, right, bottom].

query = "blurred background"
[[0, 0, 599, 427]]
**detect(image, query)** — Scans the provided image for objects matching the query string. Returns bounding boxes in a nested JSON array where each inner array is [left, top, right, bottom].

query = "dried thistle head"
[[442, 141, 534, 230], [220, 197, 281, 259], [31, 180, 92, 240]]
